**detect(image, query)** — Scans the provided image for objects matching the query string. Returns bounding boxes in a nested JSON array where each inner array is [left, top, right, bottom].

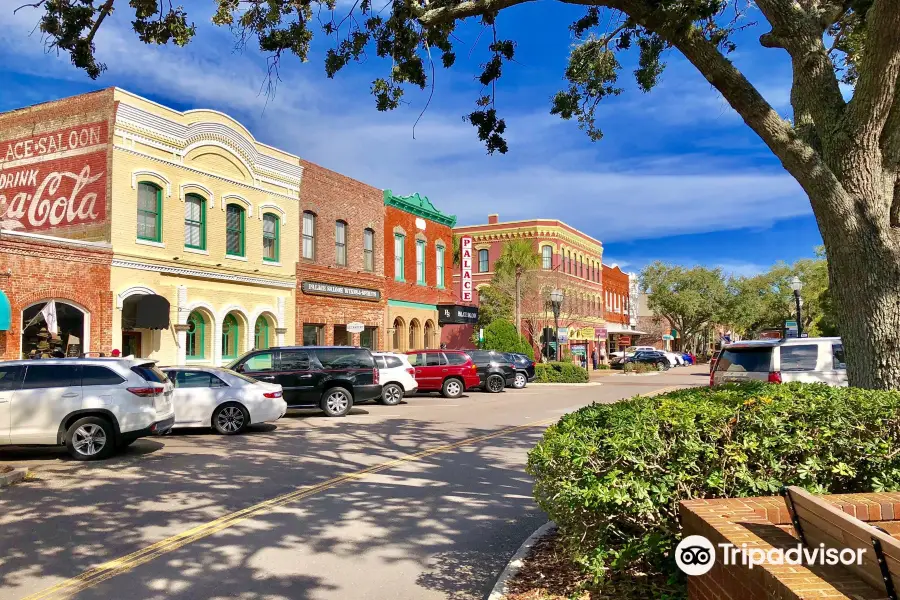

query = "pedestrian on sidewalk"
[[591, 348, 598, 370]]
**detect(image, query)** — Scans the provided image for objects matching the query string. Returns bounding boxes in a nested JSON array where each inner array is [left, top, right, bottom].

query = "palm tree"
[[494, 239, 542, 333]]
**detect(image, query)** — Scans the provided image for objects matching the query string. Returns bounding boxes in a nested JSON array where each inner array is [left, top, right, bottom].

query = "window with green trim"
[[222, 313, 239, 359], [436, 245, 445, 288], [254, 315, 270, 350], [225, 204, 245, 257], [263, 213, 279, 262], [137, 182, 162, 242], [186, 311, 205, 359], [416, 240, 426, 285], [394, 234, 405, 281], [184, 194, 206, 250]]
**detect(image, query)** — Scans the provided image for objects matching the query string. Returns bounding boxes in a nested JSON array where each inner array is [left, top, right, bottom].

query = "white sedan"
[[161, 366, 287, 435]]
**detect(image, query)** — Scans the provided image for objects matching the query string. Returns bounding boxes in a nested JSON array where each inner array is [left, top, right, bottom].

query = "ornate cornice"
[[384, 190, 457, 227], [111, 259, 295, 289]]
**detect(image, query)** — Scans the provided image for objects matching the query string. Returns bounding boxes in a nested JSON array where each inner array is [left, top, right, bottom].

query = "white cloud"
[[0, 6, 812, 244]]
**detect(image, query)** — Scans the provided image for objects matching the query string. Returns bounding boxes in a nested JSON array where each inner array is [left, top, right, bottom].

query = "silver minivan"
[[710, 337, 846, 387]]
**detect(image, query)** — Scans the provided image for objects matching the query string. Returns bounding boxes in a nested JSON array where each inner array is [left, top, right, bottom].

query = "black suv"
[[502, 353, 536, 389], [465, 350, 517, 393], [228, 346, 380, 417]]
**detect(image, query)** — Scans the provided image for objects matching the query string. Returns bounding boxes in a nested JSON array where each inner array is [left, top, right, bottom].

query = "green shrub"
[[534, 362, 589, 383], [479, 319, 534, 359], [595, 364, 610, 370], [623, 362, 657, 374], [527, 383, 900, 584]]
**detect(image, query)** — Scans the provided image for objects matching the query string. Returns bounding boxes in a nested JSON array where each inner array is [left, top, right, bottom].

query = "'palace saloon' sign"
[[437, 304, 479, 325], [301, 281, 381, 302]]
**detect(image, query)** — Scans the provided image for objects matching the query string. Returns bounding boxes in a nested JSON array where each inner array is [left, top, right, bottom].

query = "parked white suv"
[[0, 358, 176, 460], [710, 337, 847, 387], [373, 352, 418, 405]]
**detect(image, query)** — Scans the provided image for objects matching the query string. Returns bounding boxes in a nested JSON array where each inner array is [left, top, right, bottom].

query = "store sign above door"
[[437, 304, 479, 325], [301, 281, 381, 301]]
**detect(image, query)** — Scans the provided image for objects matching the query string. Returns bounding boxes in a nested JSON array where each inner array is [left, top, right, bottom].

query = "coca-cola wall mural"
[[0, 121, 109, 240]]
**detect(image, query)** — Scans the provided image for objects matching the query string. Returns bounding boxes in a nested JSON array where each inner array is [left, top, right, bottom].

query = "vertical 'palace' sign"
[[460, 235, 473, 302], [0, 121, 108, 235]]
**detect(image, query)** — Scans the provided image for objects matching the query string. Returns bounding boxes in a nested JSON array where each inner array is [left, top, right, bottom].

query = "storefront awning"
[[437, 304, 478, 325], [133, 295, 170, 330], [0, 290, 10, 331], [605, 323, 648, 336]]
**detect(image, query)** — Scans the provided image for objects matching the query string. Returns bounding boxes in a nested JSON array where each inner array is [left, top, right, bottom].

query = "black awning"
[[437, 304, 479, 325], [134, 295, 170, 330]]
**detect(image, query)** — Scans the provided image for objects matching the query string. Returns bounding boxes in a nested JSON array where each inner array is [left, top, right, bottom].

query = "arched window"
[[302, 211, 316, 259], [222, 313, 240, 359], [364, 228, 375, 272], [263, 214, 280, 262], [21, 300, 87, 359], [542, 246, 552, 270], [254, 315, 271, 350], [186, 311, 205, 359], [335, 220, 348, 266], [478, 249, 489, 272], [137, 182, 162, 242], [392, 317, 406, 351], [409, 319, 421, 350], [424, 320, 435, 349], [184, 194, 206, 250], [226, 204, 245, 257]]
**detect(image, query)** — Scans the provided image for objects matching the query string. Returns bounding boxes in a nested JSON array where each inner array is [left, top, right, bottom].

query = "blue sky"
[[0, 0, 823, 276]]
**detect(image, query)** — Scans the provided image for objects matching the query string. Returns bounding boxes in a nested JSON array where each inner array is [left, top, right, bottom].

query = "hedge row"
[[534, 362, 590, 383], [526, 382, 900, 585]]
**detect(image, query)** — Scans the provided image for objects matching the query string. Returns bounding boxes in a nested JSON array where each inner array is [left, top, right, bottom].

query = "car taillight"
[[709, 371, 715, 387], [373, 367, 380, 384], [768, 371, 782, 384], [128, 386, 164, 397], [471, 363, 477, 371], [406, 367, 415, 376], [263, 391, 283, 398]]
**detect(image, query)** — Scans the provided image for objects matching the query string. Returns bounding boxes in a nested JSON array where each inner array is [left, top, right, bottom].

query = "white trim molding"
[[111, 259, 295, 289], [179, 182, 215, 208], [132, 169, 172, 197], [258, 203, 287, 224], [222, 193, 253, 217], [250, 307, 280, 329], [116, 285, 158, 309]]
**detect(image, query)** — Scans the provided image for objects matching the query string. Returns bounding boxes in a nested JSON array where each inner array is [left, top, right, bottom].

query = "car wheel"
[[441, 378, 463, 398], [513, 372, 527, 389], [656, 362, 666, 371], [65, 416, 115, 461], [321, 387, 353, 417], [381, 383, 404, 406], [486, 374, 505, 393], [213, 403, 249, 435]]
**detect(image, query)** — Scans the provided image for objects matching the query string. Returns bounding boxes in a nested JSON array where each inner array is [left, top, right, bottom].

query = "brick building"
[[1, 88, 301, 363], [296, 160, 385, 350], [451, 214, 607, 361], [602, 264, 645, 354], [382, 190, 456, 351]]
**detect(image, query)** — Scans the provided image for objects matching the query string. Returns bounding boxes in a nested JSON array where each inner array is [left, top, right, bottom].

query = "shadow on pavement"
[[0, 416, 547, 600]]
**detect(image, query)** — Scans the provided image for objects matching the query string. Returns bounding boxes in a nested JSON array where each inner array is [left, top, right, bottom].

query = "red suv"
[[406, 350, 481, 398]]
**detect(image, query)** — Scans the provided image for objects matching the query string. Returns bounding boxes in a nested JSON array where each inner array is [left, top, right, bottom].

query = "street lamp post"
[[550, 288, 563, 361], [790, 276, 803, 337]]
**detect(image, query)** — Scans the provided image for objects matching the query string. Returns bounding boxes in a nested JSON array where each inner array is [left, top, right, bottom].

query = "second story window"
[[137, 182, 162, 242], [363, 228, 375, 272], [335, 220, 348, 266], [263, 213, 280, 262], [226, 204, 245, 257], [416, 240, 426, 285], [436, 245, 445, 288], [184, 194, 206, 250], [478, 249, 489, 273], [302, 211, 316, 260], [394, 234, 405, 281], [542, 246, 552, 270]]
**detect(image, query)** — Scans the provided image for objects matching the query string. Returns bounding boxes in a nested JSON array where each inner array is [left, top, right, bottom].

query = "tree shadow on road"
[[0, 411, 549, 600]]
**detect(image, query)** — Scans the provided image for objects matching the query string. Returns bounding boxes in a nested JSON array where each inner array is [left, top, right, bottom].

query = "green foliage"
[[480, 319, 534, 358], [527, 383, 900, 585], [494, 239, 542, 281], [534, 362, 589, 383], [623, 362, 656, 373], [475, 285, 513, 331]]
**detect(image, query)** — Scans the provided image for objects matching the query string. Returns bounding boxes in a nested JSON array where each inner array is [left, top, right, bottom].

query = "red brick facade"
[[602, 265, 630, 325], [296, 160, 386, 348], [0, 232, 113, 359], [383, 205, 454, 304]]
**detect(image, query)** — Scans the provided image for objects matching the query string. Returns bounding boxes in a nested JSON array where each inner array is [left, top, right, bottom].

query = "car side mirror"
[[234, 364, 244, 373]]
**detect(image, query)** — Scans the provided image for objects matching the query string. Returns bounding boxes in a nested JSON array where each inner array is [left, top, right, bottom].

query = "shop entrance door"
[[122, 331, 142, 357]]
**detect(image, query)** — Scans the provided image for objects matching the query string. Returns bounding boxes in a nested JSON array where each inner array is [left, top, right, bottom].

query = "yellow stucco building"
[[109, 89, 300, 365]]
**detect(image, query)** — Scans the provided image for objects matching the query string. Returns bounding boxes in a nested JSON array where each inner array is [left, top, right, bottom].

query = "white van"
[[710, 337, 846, 387]]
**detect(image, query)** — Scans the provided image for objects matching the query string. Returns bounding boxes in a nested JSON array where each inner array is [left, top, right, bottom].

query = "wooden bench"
[[784, 485, 900, 599]]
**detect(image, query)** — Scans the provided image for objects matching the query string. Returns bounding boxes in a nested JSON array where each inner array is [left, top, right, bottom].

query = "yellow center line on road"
[[19, 418, 557, 600]]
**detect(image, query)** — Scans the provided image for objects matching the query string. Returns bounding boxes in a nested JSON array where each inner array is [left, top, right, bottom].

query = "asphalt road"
[[0, 367, 707, 600]]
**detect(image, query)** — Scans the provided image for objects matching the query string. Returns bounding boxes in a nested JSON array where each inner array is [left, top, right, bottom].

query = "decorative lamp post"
[[790, 276, 803, 337], [550, 288, 563, 361]]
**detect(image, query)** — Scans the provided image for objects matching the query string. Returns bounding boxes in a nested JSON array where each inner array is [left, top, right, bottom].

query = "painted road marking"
[[21, 382, 682, 600]]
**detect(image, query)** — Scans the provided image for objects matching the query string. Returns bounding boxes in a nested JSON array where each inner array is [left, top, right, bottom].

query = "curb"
[[0, 468, 28, 488], [487, 521, 556, 600], [530, 382, 603, 387]]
